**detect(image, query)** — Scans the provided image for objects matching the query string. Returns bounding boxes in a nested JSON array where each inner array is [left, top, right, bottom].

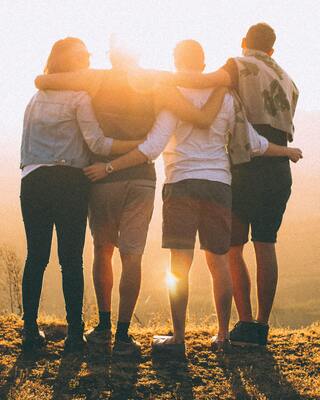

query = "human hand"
[[83, 163, 108, 182], [287, 147, 303, 163]]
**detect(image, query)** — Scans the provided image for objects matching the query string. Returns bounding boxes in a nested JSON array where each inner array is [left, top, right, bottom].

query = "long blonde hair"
[[44, 37, 89, 74]]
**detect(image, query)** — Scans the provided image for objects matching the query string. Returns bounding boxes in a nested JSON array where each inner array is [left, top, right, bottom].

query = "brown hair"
[[174, 40, 205, 71], [246, 23, 276, 53], [44, 37, 89, 74]]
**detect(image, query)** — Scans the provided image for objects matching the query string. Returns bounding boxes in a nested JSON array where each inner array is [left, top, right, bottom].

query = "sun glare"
[[166, 271, 178, 291]]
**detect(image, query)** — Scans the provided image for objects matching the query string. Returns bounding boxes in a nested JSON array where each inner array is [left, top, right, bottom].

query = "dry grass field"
[[0, 315, 319, 400]]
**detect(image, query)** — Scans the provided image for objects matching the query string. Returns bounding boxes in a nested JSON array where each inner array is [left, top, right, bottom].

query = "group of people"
[[20, 22, 302, 355]]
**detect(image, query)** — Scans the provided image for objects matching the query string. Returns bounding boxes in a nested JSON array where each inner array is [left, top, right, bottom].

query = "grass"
[[0, 315, 319, 399]]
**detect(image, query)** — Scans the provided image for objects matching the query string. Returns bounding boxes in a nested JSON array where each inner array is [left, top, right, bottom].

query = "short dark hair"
[[174, 40, 205, 71], [246, 23, 276, 53], [44, 37, 89, 74]]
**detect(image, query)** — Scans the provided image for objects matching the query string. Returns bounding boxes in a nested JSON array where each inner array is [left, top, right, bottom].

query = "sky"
[[0, 0, 319, 196]]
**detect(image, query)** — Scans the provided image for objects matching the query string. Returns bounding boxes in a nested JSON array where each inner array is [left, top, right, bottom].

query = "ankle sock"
[[115, 321, 130, 340], [97, 311, 111, 330], [24, 320, 38, 332]]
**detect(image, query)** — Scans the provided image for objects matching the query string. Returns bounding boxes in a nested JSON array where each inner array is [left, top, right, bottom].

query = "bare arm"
[[35, 69, 107, 97], [264, 143, 303, 162], [145, 68, 232, 89], [154, 86, 228, 128]]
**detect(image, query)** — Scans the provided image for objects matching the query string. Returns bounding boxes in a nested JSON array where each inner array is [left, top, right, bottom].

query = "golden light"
[[166, 270, 178, 292]]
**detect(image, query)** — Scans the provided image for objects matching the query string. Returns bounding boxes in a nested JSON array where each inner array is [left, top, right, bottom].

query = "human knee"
[[25, 252, 50, 273], [94, 243, 114, 261], [120, 252, 142, 270], [228, 245, 244, 263]]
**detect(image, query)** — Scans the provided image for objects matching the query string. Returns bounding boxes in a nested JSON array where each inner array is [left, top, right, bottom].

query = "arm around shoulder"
[[34, 69, 106, 96]]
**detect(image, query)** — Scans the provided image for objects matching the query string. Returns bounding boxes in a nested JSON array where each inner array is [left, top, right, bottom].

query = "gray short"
[[88, 179, 155, 255]]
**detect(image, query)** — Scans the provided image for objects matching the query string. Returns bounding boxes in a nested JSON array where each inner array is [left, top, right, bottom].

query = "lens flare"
[[166, 271, 177, 291]]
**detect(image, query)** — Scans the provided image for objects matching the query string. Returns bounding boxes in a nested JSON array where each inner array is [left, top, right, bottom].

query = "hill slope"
[[0, 315, 319, 400]]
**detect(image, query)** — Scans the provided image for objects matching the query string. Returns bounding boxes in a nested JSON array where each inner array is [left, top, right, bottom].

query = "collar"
[[242, 48, 271, 58]]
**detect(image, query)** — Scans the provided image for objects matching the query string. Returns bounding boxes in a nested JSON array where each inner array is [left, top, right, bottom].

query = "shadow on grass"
[[217, 347, 307, 400], [0, 348, 56, 400], [109, 353, 140, 400], [81, 343, 140, 399], [152, 353, 194, 400], [52, 351, 85, 400]]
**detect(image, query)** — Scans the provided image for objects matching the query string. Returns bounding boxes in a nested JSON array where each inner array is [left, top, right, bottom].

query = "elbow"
[[34, 76, 44, 90]]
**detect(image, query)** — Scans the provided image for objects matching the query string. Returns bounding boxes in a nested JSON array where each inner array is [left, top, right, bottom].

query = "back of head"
[[174, 39, 205, 72], [44, 37, 89, 74], [245, 23, 276, 53]]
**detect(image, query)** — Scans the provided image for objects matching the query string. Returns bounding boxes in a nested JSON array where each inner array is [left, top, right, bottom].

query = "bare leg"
[[93, 244, 114, 312], [254, 242, 278, 324], [228, 245, 253, 322], [206, 251, 233, 339], [118, 253, 142, 323], [169, 249, 194, 343]]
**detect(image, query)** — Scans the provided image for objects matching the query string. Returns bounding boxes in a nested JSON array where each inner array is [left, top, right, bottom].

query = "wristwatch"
[[105, 162, 114, 174]]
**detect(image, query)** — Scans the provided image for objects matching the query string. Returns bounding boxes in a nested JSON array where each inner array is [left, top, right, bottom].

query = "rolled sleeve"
[[138, 110, 177, 160], [76, 92, 114, 156], [247, 123, 269, 156]]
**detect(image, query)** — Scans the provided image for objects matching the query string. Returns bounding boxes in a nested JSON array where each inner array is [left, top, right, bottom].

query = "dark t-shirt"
[[91, 70, 156, 183]]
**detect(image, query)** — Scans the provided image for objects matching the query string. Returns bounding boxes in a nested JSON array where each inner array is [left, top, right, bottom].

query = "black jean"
[[20, 166, 90, 327]]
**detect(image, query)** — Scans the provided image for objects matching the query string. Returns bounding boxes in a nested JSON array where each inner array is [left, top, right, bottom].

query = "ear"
[[267, 48, 274, 56], [241, 37, 247, 49]]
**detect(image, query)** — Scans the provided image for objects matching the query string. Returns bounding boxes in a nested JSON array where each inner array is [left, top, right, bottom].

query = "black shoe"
[[22, 325, 46, 352], [255, 322, 269, 346], [85, 325, 112, 345], [113, 334, 141, 357], [64, 323, 87, 353], [230, 321, 269, 347]]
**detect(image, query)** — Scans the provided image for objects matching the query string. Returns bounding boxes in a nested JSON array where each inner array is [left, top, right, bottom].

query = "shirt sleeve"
[[221, 58, 238, 90], [247, 123, 269, 156], [75, 92, 113, 156], [138, 110, 178, 160]]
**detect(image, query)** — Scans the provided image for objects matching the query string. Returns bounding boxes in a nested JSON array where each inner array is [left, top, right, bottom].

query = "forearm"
[[110, 139, 142, 154], [154, 86, 227, 128], [111, 149, 148, 172], [264, 143, 303, 162], [35, 69, 105, 97], [264, 143, 291, 157], [156, 68, 232, 89]]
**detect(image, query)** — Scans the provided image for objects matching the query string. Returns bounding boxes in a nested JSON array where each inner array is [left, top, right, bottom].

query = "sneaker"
[[113, 335, 141, 357], [255, 322, 269, 346], [210, 336, 232, 354], [85, 326, 112, 345], [152, 335, 186, 357], [22, 325, 46, 352], [64, 323, 87, 353], [230, 321, 269, 347]]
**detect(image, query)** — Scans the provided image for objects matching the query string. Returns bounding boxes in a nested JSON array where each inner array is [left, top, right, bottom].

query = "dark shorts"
[[231, 158, 292, 245], [162, 179, 232, 255]]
